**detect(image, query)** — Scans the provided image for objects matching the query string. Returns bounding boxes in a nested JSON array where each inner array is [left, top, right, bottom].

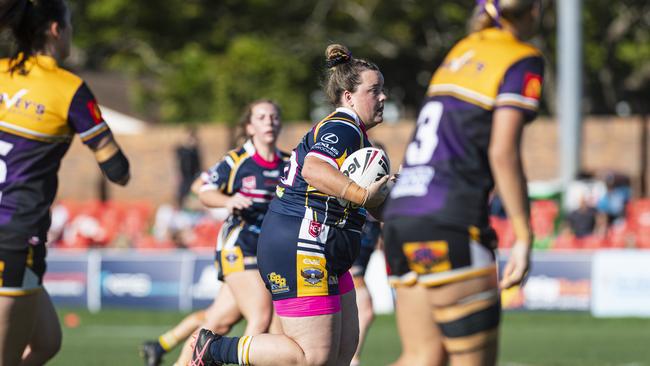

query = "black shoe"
[[140, 341, 164, 366], [190, 329, 222, 366]]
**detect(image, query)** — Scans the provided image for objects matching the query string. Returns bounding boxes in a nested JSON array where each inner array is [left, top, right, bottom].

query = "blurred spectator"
[[564, 195, 598, 238], [176, 126, 202, 208], [596, 172, 631, 227]]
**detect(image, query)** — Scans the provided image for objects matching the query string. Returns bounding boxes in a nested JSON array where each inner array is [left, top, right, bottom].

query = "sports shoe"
[[140, 341, 164, 366], [190, 329, 222, 366]]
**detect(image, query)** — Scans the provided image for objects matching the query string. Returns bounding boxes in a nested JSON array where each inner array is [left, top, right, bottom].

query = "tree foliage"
[[3, 0, 649, 122]]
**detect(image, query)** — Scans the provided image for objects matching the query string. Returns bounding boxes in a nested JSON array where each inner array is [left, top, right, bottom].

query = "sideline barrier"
[[45, 249, 647, 316]]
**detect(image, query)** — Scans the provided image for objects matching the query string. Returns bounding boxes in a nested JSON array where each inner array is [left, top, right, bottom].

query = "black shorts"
[[0, 231, 46, 296], [383, 216, 497, 287], [350, 220, 381, 277], [257, 210, 361, 301], [215, 218, 259, 281]]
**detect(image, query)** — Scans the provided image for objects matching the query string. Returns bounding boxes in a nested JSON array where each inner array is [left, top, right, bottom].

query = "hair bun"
[[325, 43, 351, 68]]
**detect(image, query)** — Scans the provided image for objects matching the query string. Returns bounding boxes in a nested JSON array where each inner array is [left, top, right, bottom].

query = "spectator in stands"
[[565, 195, 598, 238], [597, 172, 631, 227], [175, 126, 202, 208]]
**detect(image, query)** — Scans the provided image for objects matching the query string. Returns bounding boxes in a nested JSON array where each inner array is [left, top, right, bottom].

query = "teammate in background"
[[0, 0, 130, 364], [349, 217, 381, 366], [191, 43, 390, 366], [384, 1, 544, 365], [141, 100, 287, 366], [349, 140, 386, 366]]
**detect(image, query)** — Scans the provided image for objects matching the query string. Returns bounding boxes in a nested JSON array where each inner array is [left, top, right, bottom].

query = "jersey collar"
[[335, 107, 367, 134]]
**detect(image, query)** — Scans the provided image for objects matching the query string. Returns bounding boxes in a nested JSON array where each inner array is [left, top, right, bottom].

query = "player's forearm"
[[489, 150, 531, 243], [303, 156, 366, 205], [92, 136, 130, 186], [198, 188, 231, 208]]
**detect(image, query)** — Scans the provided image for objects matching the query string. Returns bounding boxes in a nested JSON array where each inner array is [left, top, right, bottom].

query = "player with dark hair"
[[384, 1, 544, 365], [191, 43, 390, 366], [142, 100, 287, 366], [0, 0, 130, 364]]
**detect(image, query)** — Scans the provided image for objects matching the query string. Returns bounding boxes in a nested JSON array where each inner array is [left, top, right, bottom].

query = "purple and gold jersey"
[[200, 140, 289, 227], [270, 107, 372, 232], [0, 55, 114, 237], [385, 27, 544, 229]]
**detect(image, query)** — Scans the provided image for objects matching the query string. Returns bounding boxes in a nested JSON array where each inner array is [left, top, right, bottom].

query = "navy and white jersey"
[[385, 27, 544, 229], [200, 140, 289, 227], [270, 107, 372, 232]]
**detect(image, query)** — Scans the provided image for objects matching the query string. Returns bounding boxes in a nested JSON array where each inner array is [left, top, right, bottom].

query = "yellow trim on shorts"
[[433, 295, 499, 323], [419, 265, 497, 287], [443, 328, 499, 353], [0, 286, 41, 297]]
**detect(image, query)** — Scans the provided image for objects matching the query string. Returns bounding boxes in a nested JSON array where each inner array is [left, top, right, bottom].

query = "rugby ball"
[[338, 147, 390, 206]]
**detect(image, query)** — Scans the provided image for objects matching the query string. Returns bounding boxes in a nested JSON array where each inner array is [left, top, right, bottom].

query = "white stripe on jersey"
[[297, 250, 325, 258], [495, 93, 539, 109], [306, 152, 338, 169], [297, 242, 324, 251]]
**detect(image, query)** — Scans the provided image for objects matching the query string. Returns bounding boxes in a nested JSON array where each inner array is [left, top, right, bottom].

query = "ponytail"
[[4, 0, 68, 75]]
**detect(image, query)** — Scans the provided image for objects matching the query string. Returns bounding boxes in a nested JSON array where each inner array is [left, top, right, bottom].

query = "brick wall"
[[57, 116, 646, 204]]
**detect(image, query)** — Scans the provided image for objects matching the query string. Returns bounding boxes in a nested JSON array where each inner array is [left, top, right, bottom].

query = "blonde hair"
[[469, 0, 538, 33], [323, 43, 380, 107]]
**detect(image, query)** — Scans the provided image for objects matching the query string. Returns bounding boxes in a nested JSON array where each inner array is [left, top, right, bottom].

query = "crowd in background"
[[47, 169, 645, 252]]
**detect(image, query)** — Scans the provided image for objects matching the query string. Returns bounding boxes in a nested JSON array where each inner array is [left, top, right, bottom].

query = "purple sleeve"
[[495, 56, 544, 122], [67, 82, 113, 147]]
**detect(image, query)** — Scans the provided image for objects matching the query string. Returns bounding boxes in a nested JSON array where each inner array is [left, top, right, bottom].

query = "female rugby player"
[[384, 1, 544, 365], [0, 0, 130, 364], [191, 43, 390, 366], [142, 100, 287, 366]]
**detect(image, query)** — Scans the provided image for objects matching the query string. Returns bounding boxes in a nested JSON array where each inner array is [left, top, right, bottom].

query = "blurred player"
[[349, 217, 381, 366], [349, 140, 386, 366], [191, 43, 390, 366], [0, 0, 130, 364], [141, 100, 287, 366], [384, 1, 544, 365]]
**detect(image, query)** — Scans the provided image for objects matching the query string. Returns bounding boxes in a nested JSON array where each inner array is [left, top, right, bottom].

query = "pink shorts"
[[274, 272, 355, 317]]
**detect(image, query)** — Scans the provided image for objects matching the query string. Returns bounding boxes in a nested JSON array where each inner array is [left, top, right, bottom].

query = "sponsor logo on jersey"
[[301, 268, 325, 286], [242, 176, 257, 190], [403, 241, 451, 274], [321, 132, 339, 144], [308, 221, 322, 237], [0, 89, 46, 115], [263, 170, 280, 178], [267, 272, 290, 294], [523, 72, 542, 100], [303, 258, 321, 266]]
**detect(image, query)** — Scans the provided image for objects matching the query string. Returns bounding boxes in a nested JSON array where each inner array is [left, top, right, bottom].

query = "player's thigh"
[[280, 312, 342, 366], [0, 293, 38, 366], [28, 289, 62, 355], [428, 274, 500, 366], [337, 289, 359, 365], [224, 270, 272, 319]]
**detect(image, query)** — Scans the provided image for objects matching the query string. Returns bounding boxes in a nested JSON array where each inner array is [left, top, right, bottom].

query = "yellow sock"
[[237, 335, 254, 366], [158, 330, 179, 352]]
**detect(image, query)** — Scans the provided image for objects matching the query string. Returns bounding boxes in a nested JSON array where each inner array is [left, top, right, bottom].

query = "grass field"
[[49, 309, 650, 366]]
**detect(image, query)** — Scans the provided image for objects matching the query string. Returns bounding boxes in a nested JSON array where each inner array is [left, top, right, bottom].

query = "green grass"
[[49, 309, 650, 366]]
